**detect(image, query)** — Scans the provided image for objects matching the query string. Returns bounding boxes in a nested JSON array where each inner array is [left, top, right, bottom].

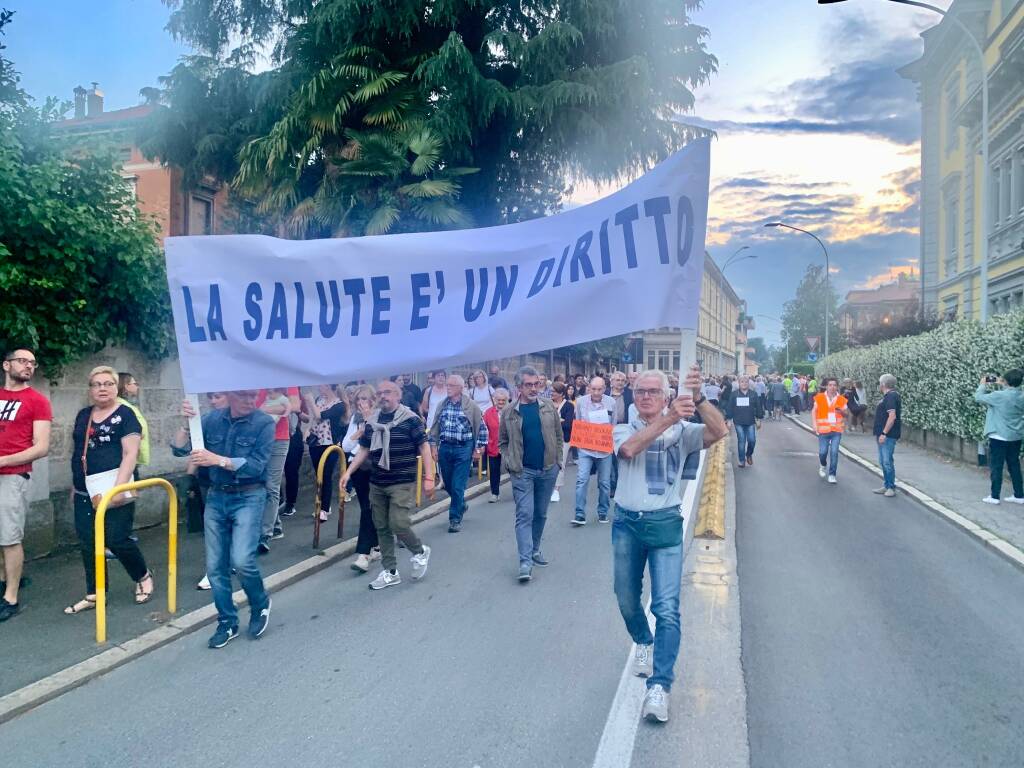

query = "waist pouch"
[[614, 504, 683, 548]]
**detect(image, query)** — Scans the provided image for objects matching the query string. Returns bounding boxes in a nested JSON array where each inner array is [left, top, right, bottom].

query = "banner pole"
[[679, 328, 697, 379], [185, 394, 205, 451]]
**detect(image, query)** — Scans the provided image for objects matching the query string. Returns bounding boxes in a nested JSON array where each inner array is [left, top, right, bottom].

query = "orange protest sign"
[[569, 420, 614, 453]]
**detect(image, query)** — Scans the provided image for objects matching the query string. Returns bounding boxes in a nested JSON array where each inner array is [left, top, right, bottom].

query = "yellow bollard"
[[95, 478, 178, 644], [478, 455, 483, 480], [313, 444, 346, 549]]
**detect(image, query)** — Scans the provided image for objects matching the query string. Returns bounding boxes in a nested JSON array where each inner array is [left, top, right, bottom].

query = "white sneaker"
[[350, 554, 370, 573], [633, 643, 653, 678], [641, 684, 669, 723], [827, 475, 837, 484], [488, 494, 499, 503], [368, 570, 401, 590], [982, 496, 1001, 505], [1006, 496, 1024, 505], [818, 465, 827, 479], [196, 574, 211, 590], [369, 547, 382, 562], [410, 545, 431, 580], [319, 508, 330, 522], [551, 490, 560, 502]]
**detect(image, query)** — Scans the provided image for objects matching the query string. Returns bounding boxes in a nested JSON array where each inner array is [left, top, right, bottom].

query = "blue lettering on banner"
[[370, 276, 390, 335], [293, 282, 313, 339], [342, 279, 365, 336], [569, 231, 596, 283], [614, 205, 640, 269], [317, 280, 341, 338], [464, 268, 488, 322], [410, 272, 431, 331], [183, 286, 206, 343], [676, 195, 694, 266], [643, 196, 672, 265], [527, 258, 555, 298], [243, 282, 263, 341], [266, 282, 289, 339], [207, 285, 227, 341], [552, 245, 571, 288], [598, 220, 612, 275], [489, 266, 518, 316]]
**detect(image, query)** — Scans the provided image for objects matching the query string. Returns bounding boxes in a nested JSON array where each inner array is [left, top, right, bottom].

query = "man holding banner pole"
[[612, 365, 727, 722]]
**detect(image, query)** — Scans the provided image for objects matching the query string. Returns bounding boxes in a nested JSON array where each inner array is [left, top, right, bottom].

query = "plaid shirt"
[[436, 398, 488, 447]]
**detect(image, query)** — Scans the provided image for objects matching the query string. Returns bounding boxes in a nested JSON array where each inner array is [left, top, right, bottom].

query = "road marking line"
[[591, 603, 654, 768], [786, 415, 1024, 573]]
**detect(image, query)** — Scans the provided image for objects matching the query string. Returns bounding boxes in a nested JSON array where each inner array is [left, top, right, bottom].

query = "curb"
[[785, 415, 1024, 573], [0, 477, 504, 725]]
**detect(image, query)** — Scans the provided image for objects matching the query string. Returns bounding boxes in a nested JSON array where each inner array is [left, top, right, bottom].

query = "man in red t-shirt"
[[0, 348, 53, 621]]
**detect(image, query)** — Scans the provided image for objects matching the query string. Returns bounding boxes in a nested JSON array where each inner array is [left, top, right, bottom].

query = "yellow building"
[[639, 252, 752, 377], [900, 0, 1024, 320]]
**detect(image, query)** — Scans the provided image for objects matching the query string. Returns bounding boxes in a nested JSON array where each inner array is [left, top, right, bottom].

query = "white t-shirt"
[[613, 417, 706, 511], [426, 386, 446, 431], [471, 385, 494, 413]]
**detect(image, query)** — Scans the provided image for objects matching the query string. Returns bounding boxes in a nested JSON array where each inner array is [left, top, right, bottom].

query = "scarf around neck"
[[367, 404, 418, 471]]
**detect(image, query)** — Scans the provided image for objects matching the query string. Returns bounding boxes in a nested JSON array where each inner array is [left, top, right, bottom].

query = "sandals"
[[134, 572, 155, 605], [64, 596, 97, 615]]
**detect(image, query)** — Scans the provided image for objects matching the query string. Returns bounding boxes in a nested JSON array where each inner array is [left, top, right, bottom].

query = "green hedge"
[[816, 310, 1024, 440]]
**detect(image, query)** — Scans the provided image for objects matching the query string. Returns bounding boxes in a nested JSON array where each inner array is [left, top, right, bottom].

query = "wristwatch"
[[693, 395, 707, 407], [218, 457, 228, 469]]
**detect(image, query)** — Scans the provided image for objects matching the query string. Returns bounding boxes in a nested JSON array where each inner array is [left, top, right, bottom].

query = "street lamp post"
[[819, 0, 990, 321], [718, 246, 757, 375], [764, 222, 831, 358]]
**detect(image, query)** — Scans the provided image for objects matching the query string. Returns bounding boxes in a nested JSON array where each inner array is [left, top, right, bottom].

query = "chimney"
[[73, 85, 87, 119], [86, 82, 103, 117]]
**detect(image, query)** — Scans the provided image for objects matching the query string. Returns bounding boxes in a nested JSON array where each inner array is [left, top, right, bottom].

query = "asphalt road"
[[0, 484, 661, 768], [736, 419, 1024, 768]]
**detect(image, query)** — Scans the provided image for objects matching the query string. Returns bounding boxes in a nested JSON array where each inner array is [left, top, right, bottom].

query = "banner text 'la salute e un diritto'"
[[165, 137, 711, 393]]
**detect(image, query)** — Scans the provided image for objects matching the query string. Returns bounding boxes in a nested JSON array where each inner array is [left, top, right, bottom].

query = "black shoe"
[[279, 506, 296, 517], [571, 516, 586, 527], [271, 527, 285, 540], [598, 515, 609, 524], [257, 539, 271, 555], [448, 521, 462, 533], [0, 598, 20, 622], [249, 598, 272, 639], [208, 624, 239, 649]]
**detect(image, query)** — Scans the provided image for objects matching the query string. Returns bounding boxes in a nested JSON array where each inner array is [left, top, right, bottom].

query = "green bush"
[[816, 310, 1024, 440]]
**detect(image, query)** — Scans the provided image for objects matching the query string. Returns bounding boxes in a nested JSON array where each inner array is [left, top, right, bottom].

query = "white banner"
[[166, 137, 710, 393]]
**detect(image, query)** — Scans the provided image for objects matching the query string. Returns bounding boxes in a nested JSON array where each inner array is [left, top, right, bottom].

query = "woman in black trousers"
[[342, 385, 380, 573]]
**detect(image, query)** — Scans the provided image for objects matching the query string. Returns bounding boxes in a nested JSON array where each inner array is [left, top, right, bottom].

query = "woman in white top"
[[341, 384, 381, 573], [469, 369, 495, 414], [421, 370, 448, 431]]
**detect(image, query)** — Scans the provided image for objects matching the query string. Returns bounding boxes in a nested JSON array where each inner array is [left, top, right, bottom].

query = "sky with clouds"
[[4, 0, 948, 346]]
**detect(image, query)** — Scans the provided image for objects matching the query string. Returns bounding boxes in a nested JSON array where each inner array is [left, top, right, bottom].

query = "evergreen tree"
[[780, 264, 843, 363]]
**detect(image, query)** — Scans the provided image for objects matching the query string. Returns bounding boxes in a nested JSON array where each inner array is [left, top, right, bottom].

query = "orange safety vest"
[[813, 392, 847, 433]]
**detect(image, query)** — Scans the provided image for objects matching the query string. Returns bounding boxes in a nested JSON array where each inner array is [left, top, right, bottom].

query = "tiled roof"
[[55, 104, 154, 128]]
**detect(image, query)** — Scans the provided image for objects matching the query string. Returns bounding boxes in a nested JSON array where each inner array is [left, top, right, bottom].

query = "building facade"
[[838, 273, 922, 340], [54, 83, 234, 240], [639, 252, 751, 377], [900, 0, 1024, 321]]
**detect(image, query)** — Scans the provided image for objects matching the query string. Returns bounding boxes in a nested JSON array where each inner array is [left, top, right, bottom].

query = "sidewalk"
[[787, 413, 1024, 559], [0, 466, 493, 700]]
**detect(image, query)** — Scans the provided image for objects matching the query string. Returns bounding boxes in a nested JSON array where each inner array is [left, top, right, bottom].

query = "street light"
[[764, 221, 831, 358], [755, 314, 790, 370], [819, 0, 990, 322], [717, 246, 756, 375]]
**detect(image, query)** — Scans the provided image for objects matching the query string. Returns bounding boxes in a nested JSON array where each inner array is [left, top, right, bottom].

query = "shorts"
[[0, 473, 30, 546]]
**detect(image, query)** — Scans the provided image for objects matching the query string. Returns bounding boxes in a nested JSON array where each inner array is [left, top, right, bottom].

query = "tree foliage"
[[780, 264, 843, 364], [0, 10, 172, 371], [851, 308, 939, 347], [148, 0, 717, 235]]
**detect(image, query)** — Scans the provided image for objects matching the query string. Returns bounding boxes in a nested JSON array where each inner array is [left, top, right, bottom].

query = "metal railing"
[[94, 478, 178, 644], [312, 445, 348, 549]]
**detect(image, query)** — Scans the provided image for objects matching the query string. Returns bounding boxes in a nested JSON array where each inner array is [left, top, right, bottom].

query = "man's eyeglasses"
[[634, 388, 664, 399], [6, 357, 37, 367]]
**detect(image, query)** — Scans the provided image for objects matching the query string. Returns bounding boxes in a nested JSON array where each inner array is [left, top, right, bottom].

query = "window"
[[1015, 146, 1024, 215], [942, 295, 958, 322], [944, 75, 960, 153], [188, 195, 213, 235], [672, 351, 681, 371], [1000, 160, 1012, 223], [647, 351, 656, 370], [658, 351, 670, 371], [944, 195, 958, 277], [992, 168, 1001, 230], [118, 146, 132, 163]]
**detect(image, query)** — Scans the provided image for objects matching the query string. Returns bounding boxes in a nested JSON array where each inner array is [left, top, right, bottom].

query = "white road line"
[[591, 603, 654, 768]]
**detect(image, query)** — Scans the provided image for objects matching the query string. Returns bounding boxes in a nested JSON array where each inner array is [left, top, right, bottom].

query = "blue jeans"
[[511, 465, 559, 566], [205, 489, 269, 628], [575, 453, 612, 520], [818, 432, 842, 476], [877, 436, 897, 489], [438, 441, 474, 523], [612, 507, 684, 691], [735, 424, 756, 464]]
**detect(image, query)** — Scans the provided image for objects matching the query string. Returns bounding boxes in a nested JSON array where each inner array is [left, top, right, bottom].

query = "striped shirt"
[[359, 411, 427, 486]]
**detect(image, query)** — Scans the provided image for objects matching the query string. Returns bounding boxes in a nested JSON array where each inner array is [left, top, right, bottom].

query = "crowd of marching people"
[[4, 345, 1023, 722]]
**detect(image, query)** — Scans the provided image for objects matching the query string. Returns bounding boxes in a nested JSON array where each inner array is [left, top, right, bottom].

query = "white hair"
[[632, 369, 671, 398], [879, 373, 897, 389], [447, 374, 465, 387]]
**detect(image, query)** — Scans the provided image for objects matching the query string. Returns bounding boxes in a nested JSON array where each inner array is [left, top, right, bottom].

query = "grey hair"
[[632, 369, 671, 398], [879, 373, 897, 389], [515, 365, 540, 387], [447, 374, 465, 387], [493, 387, 510, 400]]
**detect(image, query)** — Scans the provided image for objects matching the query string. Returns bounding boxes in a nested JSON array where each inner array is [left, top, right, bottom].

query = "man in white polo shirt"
[[612, 366, 727, 723]]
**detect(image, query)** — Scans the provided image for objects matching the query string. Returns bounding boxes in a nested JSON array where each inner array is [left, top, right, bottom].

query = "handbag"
[[81, 415, 135, 509], [615, 505, 683, 548]]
